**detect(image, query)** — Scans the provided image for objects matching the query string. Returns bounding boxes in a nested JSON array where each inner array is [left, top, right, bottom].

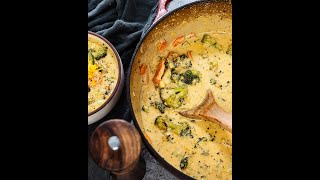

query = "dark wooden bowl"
[[89, 119, 146, 180]]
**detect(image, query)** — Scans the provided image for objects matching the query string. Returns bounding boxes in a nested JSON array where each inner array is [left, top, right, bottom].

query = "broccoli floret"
[[171, 70, 180, 83], [160, 87, 188, 109], [209, 61, 218, 71], [201, 34, 223, 50], [180, 54, 187, 60], [89, 45, 107, 60], [174, 55, 192, 69], [180, 70, 201, 85], [88, 51, 95, 64], [167, 54, 192, 69], [151, 101, 166, 114], [201, 34, 216, 45], [179, 122, 193, 137], [154, 116, 193, 138], [180, 157, 188, 170], [154, 116, 168, 131], [142, 105, 149, 113], [154, 115, 176, 132]]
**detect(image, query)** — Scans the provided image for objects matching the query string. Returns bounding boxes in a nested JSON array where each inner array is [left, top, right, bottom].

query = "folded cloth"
[[88, 0, 158, 127], [88, 0, 158, 69]]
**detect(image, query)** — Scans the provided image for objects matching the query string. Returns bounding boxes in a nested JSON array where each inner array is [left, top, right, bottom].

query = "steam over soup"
[[88, 35, 119, 113], [140, 32, 232, 179]]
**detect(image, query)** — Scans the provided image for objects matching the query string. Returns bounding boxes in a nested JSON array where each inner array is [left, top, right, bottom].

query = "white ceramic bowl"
[[88, 31, 124, 125]]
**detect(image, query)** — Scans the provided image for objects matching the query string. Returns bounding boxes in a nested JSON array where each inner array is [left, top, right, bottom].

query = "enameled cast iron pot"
[[127, 0, 232, 179]]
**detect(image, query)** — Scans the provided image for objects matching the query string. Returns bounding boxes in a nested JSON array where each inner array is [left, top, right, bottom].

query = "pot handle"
[[153, 0, 171, 24]]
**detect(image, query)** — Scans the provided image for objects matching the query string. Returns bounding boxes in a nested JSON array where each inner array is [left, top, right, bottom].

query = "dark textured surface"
[[88, 0, 200, 179]]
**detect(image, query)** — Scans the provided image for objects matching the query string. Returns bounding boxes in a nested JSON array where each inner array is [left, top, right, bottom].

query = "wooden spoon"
[[179, 89, 232, 133]]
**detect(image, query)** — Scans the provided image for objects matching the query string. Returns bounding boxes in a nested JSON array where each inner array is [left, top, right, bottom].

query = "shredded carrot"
[[187, 51, 192, 59], [157, 39, 167, 53], [140, 64, 149, 84], [167, 51, 174, 58], [144, 133, 152, 144], [153, 59, 165, 85], [172, 36, 185, 47], [140, 64, 147, 75]]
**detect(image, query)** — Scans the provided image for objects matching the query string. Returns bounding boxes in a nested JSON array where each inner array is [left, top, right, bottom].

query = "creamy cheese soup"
[[88, 35, 119, 113], [139, 32, 232, 179]]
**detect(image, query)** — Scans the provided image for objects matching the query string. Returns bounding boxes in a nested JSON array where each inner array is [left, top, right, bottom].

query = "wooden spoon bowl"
[[179, 89, 232, 132]]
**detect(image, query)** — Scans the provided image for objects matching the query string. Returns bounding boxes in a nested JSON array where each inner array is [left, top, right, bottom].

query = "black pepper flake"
[[217, 152, 220, 155]]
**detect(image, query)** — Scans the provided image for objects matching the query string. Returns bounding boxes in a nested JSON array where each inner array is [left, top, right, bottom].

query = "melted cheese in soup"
[[140, 32, 232, 179], [88, 35, 119, 113]]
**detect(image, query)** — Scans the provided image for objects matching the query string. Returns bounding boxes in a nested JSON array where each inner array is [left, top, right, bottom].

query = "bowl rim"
[[88, 31, 122, 117]]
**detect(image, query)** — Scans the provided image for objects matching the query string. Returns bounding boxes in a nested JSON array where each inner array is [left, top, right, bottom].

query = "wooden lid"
[[89, 119, 142, 173]]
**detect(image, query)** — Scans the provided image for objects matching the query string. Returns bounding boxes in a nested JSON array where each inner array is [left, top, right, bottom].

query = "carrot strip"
[[157, 39, 167, 53], [167, 51, 173, 58], [144, 133, 152, 144], [187, 51, 192, 59], [140, 64, 149, 84], [140, 64, 147, 75], [153, 59, 165, 85], [172, 36, 185, 47]]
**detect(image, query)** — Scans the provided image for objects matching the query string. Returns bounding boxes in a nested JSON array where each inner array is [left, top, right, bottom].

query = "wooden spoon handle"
[[204, 100, 232, 132], [179, 89, 232, 133]]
